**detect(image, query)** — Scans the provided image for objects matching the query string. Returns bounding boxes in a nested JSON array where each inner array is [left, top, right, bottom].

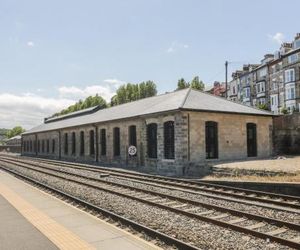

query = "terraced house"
[[228, 33, 300, 114], [21, 89, 273, 176]]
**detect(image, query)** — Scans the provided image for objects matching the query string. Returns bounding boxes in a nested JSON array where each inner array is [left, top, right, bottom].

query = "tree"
[[177, 78, 189, 90], [110, 81, 157, 106], [6, 126, 25, 138], [190, 76, 205, 91], [52, 95, 107, 117]]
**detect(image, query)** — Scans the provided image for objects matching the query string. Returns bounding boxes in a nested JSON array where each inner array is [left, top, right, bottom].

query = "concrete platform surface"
[[0, 170, 160, 250]]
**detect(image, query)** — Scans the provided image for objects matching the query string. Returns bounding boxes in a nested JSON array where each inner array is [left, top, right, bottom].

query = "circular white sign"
[[128, 145, 137, 156]]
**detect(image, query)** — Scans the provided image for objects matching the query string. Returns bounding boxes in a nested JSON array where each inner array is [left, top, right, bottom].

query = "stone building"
[[22, 89, 273, 176], [227, 33, 300, 114]]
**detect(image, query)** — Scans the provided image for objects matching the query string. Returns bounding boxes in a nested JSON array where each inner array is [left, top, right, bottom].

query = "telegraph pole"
[[225, 61, 228, 99]]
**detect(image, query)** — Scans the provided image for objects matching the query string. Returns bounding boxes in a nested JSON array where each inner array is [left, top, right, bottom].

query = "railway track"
[[1, 156, 300, 249], [8, 155, 300, 211]]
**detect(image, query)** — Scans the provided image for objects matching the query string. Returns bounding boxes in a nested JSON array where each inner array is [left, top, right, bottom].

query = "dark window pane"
[[113, 127, 120, 156], [52, 139, 55, 153], [89, 130, 95, 155], [164, 121, 175, 159], [247, 123, 257, 157], [147, 123, 157, 158], [80, 131, 85, 155], [205, 121, 218, 159], [100, 129, 106, 156], [64, 133, 68, 154], [72, 132, 76, 155], [47, 140, 49, 153], [129, 125, 137, 147]]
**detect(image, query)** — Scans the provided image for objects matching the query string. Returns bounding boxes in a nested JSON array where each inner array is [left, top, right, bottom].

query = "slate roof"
[[23, 89, 273, 135]]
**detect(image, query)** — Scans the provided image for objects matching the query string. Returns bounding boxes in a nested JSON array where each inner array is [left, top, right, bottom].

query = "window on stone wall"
[[113, 127, 120, 156], [100, 129, 106, 156], [89, 130, 95, 156], [30, 141, 32, 152], [147, 123, 157, 158], [24, 141, 27, 152], [42, 140, 45, 153], [46, 140, 49, 153], [205, 121, 218, 159], [52, 139, 55, 153], [128, 125, 137, 147], [38, 140, 40, 153], [64, 133, 68, 155], [72, 132, 76, 155], [80, 131, 85, 156], [164, 121, 175, 159]]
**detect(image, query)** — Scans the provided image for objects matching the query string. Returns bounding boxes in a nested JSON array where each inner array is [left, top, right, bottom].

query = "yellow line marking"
[[0, 183, 95, 250]]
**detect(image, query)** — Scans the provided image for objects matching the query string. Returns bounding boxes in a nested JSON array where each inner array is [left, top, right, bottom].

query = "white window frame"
[[285, 69, 295, 83]]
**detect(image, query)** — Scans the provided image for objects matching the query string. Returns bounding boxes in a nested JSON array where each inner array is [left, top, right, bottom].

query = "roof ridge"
[[179, 87, 192, 108]]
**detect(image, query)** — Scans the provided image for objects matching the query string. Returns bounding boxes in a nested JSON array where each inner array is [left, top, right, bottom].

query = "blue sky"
[[0, 0, 299, 128]]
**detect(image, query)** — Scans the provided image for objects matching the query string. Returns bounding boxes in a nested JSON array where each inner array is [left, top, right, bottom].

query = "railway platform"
[[0, 169, 160, 250]]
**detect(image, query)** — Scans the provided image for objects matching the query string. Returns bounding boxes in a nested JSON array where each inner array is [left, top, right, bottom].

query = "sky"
[[0, 0, 299, 129]]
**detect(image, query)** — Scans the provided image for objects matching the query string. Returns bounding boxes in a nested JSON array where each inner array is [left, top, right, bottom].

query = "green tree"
[[6, 126, 25, 138], [177, 78, 189, 90], [110, 81, 157, 105], [190, 76, 205, 91]]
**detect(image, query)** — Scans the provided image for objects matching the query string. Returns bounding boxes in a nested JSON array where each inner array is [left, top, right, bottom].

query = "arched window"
[[24, 141, 27, 152], [72, 132, 76, 155], [30, 141, 32, 152], [100, 129, 106, 156], [52, 139, 55, 153], [64, 133, 68, 155], [34, 140, 37, 152], [46, 140, 49, 153], [37, 140, 40, 153], [113, 127, 120, 156], [89, 130, 95, 156], [147, 123, 157, 158], [164, 121, 175, 159], [80, 131, 85, 156], [247, 123, 257, 157], [205, 121, 218, 159], [128, 125, 137, 147], [42, 140, 45, 153]]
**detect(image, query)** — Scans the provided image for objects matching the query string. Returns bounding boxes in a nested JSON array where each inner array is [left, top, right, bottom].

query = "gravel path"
[[1, 162, 295, 250]]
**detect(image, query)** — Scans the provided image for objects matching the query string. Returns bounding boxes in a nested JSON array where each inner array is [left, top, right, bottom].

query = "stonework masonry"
[[22, 110, 273, 177]]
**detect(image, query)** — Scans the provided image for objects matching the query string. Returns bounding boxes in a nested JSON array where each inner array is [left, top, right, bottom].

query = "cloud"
[[0, 79, 126, 129], [268, 33, 285, 45], [27, 41, 35, 47], [166, 41, 189, 53], [0, 93, 74, 129], [58, 79, 125, 102]]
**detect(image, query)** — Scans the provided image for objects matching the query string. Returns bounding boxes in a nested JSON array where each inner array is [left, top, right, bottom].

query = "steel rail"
[[1, 159, 300, 249], [11, 155, 300, 210], [0, 166, 199, 250], [2, 157, 299, 231]]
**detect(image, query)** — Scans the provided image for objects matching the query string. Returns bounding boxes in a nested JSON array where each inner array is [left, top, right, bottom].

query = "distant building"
[[207, 81, 227, 97], [5, 135, 22, 146], [228, 33, 300, 114]]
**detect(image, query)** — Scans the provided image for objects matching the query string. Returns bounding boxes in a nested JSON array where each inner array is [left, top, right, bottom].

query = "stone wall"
[[22, 110, 274, 177], [273, 113, 300, 154], [184, 111, 273, 176]]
